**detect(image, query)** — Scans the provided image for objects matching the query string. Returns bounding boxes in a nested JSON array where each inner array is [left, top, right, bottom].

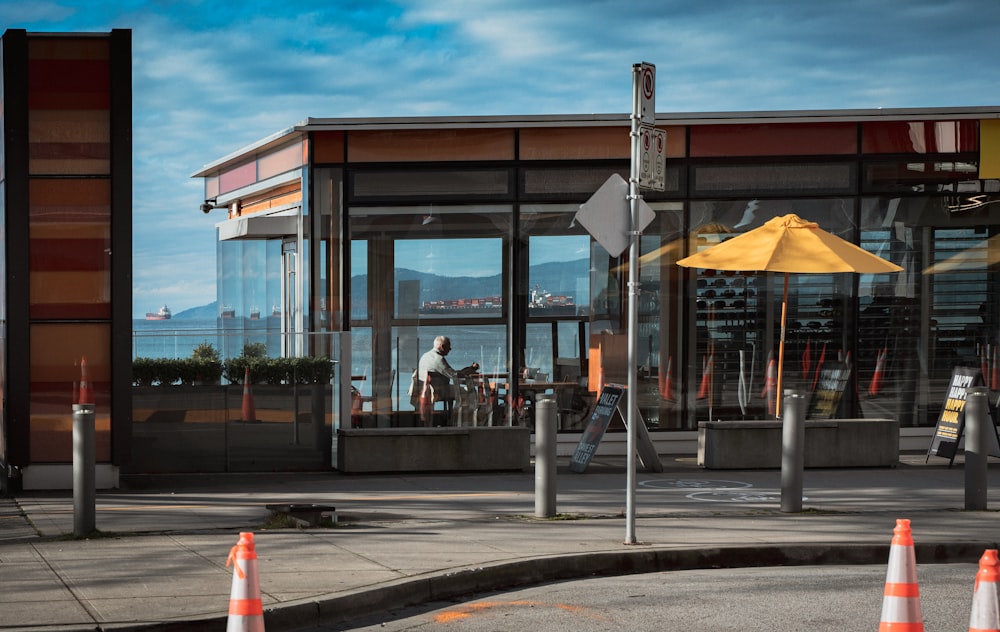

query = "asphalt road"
[[299, 563, 980, 631]]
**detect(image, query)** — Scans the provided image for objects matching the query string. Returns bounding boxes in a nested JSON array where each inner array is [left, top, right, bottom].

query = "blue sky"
[[5, 0, 1000, 317]]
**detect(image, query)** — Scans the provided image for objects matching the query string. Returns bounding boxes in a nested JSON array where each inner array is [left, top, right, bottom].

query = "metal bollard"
[[73, 403, 96, 536], [965, 386, 990, 511], [780, 389, 806, 513], [535, 395, 557, 518]]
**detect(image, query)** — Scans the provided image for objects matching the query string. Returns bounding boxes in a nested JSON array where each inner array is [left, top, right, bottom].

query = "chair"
[[421, 371, 454, 426]]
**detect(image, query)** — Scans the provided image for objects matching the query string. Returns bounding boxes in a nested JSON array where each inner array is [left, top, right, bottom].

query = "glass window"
[[30, 323, 110, 462], [528, 234, 589, 317], [690, 123, 857, 157], [862, 121, 978, 154], [348, 129, 514, 162], [394, 238, 502, 319], [351, 169, 511, 200], [351, 239, 368, 322], [692, 163, 855, 196], [863, 160, 981, 193], [684, 200, 858, 424]]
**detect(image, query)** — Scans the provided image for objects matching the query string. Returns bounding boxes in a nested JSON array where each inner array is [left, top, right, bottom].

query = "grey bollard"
[[965, 386, 990, 511], [780, 389, 806, 513], [535, 395, 557, 518], [73, 404, 96, 536]]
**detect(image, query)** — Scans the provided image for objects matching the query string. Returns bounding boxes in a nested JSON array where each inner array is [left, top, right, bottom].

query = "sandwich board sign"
[[570, 383, 662, 473], [807, 363, 851, 419], [926, 366, 1000, 465]]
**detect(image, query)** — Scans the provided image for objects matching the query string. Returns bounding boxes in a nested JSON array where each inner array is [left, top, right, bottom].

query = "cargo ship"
[[145, 305, 172, 320]]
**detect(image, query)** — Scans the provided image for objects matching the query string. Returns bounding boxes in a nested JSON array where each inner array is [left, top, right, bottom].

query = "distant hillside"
[[354, 259, 589, 306], [175, 259, 590, 318], [173, 301, 218, 319]]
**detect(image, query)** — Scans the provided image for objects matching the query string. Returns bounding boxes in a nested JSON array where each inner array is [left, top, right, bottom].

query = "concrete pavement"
[[1, 452, 999, 631]]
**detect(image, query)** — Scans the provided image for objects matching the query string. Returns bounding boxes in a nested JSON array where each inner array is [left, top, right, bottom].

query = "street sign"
[[638, 124, 666, 191], [574, 173, 656, 257], [638, 62, 655, 125]]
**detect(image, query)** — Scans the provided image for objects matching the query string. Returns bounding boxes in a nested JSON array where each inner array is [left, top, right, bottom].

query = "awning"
[[216, 210, 300, 241]]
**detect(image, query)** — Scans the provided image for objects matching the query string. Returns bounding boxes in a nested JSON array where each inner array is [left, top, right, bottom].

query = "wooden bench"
[[265, 503, 337, 527]]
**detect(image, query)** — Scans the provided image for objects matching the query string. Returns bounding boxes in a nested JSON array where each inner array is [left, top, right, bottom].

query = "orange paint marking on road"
[[433, 599, 607, 624]]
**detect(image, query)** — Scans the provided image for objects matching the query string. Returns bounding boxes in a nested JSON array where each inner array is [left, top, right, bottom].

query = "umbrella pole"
[[776, 273, 789, 418]]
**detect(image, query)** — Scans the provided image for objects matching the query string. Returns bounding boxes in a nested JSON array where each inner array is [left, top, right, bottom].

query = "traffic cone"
[[982, 344, 990, 388], [419, 379, 432, 426], [241, 367, 256, 423], [878, 518, 923, 632], [811, 343, 827, 393], [868, 346, 887, 397], [992, 347, 999, 391], [659, 356, 674, 401], [801, 338, 812, 379], [78, 356, 93, 405], [696, 354, 713, 400], [226, 532, 264, 632], [761, 356, 777, 416], [969, 549, 1000, 632]]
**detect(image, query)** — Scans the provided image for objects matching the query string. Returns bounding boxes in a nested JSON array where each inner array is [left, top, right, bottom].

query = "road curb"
[[106, 540, 999, 631]]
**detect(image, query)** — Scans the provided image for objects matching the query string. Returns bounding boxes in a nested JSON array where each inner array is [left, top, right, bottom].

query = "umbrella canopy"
[[676, 214, 905, 274], [923, 233, 1000, 275], [676, 213, 903, 417]]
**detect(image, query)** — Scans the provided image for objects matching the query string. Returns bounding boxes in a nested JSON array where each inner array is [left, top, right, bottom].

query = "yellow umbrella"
[[676, 213, 903, 416], [922, 233, 1000, 275]]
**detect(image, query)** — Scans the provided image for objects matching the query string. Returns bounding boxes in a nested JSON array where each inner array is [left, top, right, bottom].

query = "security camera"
[[200, 202, 213, 214]]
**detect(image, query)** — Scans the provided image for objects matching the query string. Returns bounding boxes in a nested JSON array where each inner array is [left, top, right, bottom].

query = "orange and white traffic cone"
[[868, 346, 887, 397], [241, 367, 256, 423], [78, 356, 94, 405], [419, 379, 432, 426], [879, 518, 924, 632], [696, 354, 713, 400], [659, 356, 674, 401], [969, 549, 1000, 632], [226, 532, 264, 632], [761, 356, 777, 416]]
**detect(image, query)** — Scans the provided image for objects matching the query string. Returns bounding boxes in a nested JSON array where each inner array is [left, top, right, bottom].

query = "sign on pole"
[[639, 62, 655, 125], [638, 124, 666, 191]]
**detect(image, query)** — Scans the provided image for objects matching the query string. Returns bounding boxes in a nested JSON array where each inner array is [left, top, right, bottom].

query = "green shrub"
[[135, 344, 333, 386]]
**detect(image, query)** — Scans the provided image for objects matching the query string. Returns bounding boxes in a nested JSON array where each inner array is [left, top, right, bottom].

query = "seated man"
[[415, 336, 479, 425]]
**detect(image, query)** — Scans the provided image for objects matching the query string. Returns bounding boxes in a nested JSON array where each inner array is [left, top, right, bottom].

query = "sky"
[[5, 0, 1000, 317]]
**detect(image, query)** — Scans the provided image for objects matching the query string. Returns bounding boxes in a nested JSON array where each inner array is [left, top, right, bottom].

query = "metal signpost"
[[625, 62, 663, 544]]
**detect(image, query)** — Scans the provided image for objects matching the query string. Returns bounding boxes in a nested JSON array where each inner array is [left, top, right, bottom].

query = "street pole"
[[624, 63, 643, 545]]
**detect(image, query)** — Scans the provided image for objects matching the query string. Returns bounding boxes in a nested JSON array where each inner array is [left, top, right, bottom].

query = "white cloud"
[[8, 0, 1000, 316]]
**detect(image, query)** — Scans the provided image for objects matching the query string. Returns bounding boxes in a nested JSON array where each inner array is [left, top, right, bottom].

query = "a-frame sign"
[[926, 366, 1000, 466], [569, 383, 663, 473]]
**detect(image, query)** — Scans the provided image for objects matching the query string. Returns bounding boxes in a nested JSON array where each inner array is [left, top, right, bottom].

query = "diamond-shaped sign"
[[574, 173, 655, 257]]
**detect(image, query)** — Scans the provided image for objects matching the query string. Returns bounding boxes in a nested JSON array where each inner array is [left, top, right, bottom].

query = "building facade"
[[1, 29, 132, 491], [193, 109, 1000, 446]]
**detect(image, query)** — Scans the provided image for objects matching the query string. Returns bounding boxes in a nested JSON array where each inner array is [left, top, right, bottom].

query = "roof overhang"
[[216, 209, 299, 241]]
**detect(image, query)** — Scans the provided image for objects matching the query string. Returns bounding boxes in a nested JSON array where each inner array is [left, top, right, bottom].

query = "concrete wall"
[[696, 418, 899, 469], [337, 427, 531, 473]]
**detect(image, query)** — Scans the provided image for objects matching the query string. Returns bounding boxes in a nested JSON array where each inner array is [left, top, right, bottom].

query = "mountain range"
[[171, 258, 589, 319]]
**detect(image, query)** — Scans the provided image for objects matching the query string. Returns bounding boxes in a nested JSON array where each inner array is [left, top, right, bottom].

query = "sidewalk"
[[2, 453, 999, 631]]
